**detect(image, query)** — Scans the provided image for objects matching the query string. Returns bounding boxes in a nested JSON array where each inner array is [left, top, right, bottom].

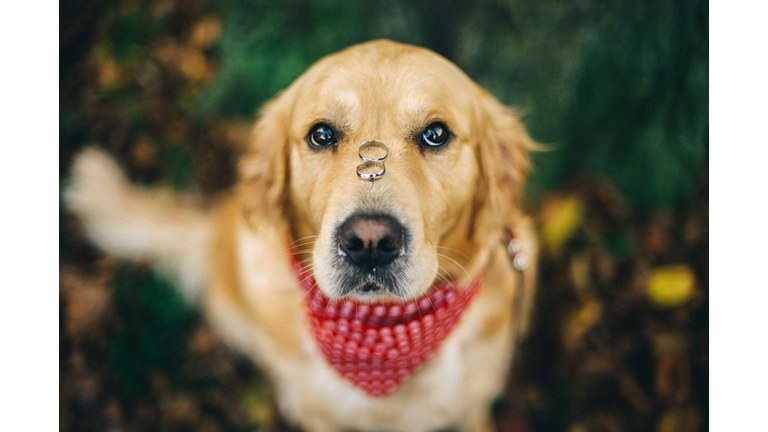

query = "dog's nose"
[[338, 215, 404, 269]]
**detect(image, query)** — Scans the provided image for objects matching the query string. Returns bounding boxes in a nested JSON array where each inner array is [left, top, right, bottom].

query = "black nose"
[[338, 215, 404, 269]]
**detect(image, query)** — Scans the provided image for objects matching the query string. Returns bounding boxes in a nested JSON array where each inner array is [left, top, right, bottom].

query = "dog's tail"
[[65, 148, 214, 302]]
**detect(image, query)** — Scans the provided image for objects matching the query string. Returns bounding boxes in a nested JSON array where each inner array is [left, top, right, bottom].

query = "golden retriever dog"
[[66, 40, 538, 432]]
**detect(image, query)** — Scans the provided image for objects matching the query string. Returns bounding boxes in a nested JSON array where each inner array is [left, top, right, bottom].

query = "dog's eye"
[[308, 124, 337, 148], [420, 122, 450, 147]]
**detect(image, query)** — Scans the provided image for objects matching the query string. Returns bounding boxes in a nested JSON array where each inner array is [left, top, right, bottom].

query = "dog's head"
[[240, 40, 535, 302]]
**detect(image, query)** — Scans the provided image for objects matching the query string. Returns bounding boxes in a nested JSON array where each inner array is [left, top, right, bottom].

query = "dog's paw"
[[64, 147, 213, 303], [65, 148, 130, 219], [63, 147, 146, 261]]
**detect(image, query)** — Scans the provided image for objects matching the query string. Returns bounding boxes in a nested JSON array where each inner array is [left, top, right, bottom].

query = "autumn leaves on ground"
[[60, 2, 708, 431]]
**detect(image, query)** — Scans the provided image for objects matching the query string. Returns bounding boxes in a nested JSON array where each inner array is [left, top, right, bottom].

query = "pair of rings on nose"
[[356, 140, 388, 180]]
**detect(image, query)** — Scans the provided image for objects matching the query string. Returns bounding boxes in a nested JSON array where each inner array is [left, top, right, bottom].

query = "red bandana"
[[290, 253, 484, 397]]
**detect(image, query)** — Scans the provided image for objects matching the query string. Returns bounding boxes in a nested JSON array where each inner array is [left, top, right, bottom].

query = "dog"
[[66, 40, 538, 432]]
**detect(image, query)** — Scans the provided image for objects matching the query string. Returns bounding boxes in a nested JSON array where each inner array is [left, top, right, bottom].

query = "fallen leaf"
[[240, 382, 275, 426], [180, 47, 210, 83], [190, 16, 223, 49], [541, 195, 585, 256], [647, 265, 696, 308], [60, 270, 111, 338]]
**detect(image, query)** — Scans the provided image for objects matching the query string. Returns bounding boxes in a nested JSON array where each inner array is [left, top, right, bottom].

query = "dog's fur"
[[66, 40, 538, 432]]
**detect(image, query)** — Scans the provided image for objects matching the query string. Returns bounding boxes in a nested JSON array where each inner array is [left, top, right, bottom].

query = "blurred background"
[[59, 0, 708, 431]]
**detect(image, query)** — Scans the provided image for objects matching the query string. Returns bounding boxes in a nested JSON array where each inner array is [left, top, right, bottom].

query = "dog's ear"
[[472, 90, 541, 337], [473, 89, 539, 232], [239, 93, 292, 228]]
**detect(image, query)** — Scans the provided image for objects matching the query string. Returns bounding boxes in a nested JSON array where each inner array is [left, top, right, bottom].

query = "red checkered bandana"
[[291, 253, 484, 397]]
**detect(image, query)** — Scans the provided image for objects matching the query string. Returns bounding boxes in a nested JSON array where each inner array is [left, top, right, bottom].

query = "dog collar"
[[290, 252, 484, 397]]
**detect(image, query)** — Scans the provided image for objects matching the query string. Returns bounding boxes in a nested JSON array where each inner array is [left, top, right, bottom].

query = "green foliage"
[[454, 0, 708, 211], [108, 264, 198, 398], [199, 0, 374, 117], [160, 144, 197, 190]]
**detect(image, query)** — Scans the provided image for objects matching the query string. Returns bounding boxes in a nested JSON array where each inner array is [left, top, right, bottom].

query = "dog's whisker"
[[423, 282, 438, 311], [284, 239, 318, 254], [436, 252, 472, 282], [292, 253, 315, 267], [296, 265, 319, 289], [290, 234, 319, 245], [289, 246, 313, 254], [293, 267, 313, 284], [300, 286, 317, 302], [432, 260, 449, 279], [291, 248, 315, 257], [435, 245, 469, 260], [298, 274, 314, 288], [323, 299, 332, 321], [284, 245, 316, 255], [289, 237, 318, 247], [286, 237, 318, 250], [434, 263, 453, 284]]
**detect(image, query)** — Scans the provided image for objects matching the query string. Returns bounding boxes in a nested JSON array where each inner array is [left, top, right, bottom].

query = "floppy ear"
[[238, 93, 292, 228], [473, 89, 539, 232], [473, 89, 540, 337]]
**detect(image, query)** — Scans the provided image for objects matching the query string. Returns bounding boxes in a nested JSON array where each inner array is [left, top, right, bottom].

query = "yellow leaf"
[[240, 382, 275, 426], [647, 265, 696, 308], [541, 195, 584, 255]]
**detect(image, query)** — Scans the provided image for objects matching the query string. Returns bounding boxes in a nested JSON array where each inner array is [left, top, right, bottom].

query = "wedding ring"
[[358, 140, 389, 162], [356, 160, 385, 180]]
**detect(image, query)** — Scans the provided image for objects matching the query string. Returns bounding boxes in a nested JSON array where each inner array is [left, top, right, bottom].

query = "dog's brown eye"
[[308, 124, 337, 148], [420, 122, 450, 147]]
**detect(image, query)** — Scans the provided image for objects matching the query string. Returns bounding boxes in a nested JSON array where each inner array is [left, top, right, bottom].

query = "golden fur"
[[66, 40, 538, 432]]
